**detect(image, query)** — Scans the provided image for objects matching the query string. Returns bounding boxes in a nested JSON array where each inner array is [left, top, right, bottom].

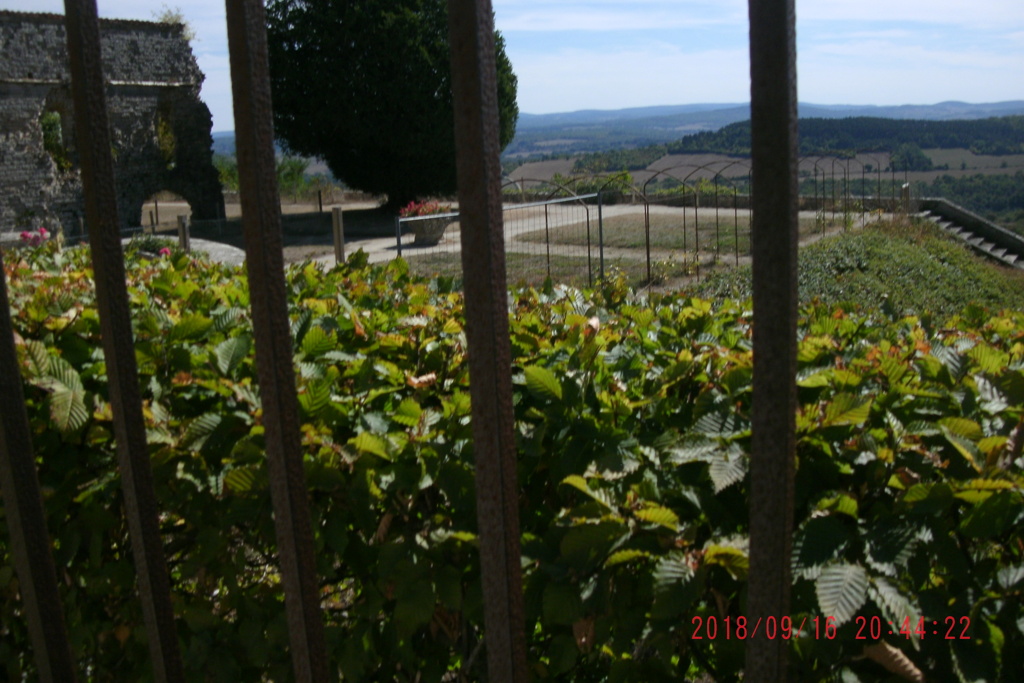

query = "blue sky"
[[5, 0, 1023, 132]]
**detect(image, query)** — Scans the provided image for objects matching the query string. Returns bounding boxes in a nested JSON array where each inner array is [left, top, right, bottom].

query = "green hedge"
[[1, 241, 1021, 681]]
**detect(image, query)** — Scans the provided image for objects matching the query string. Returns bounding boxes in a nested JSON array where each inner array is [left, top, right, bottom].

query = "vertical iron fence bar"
[[597, 191, 606, 281], [734, 188, 740, 265], [644, 199, 652, 285], [746, 0, 799, 680], [447, 1, 529, 681], [714, 175, 720, 261], [395, 216, 404, 258], [224, 1, 328, 680], [62, 2, 185, 680], [0, 252, 78, 683], [585, 205, 593, 287], [544, 203, 551, 280]]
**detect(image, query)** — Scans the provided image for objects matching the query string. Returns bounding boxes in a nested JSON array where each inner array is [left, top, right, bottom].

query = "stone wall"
[[0, 10, 224, 240]]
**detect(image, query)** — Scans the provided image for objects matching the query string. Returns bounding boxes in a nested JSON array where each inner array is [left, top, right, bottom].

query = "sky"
[[3, 0, 1023, 133]]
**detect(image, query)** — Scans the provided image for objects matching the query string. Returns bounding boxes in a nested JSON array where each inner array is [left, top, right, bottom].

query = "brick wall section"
[[0, 11, 224, 240]]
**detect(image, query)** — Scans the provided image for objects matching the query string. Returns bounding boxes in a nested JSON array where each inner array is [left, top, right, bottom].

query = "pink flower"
[[38, 227, 49, 238], [19, 231, 31, 241], [159, 247, 172, 257]]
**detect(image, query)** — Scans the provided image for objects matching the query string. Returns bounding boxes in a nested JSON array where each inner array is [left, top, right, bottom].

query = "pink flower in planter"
[[159, 247, 172, 257], [38, 227, 49, 238]]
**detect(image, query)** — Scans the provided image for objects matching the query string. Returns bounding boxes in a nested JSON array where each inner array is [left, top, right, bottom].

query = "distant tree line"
[[666, 116, 1024, 158]]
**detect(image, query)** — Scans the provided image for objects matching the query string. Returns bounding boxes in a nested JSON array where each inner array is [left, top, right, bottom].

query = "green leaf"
[[349, 432, 390, 460], [542, 582, 583, 626], [868, 578, 919, 644], [817, 493, 858, 518], [604, 549, 651, 568], [168, 314, 214, 342], [181, 413, 223, 451], [561, 475, 616, 513], [224, 465, 267, 494], [300, 325, 335, 357], [394, 578, 435, 637], [215, 334, 251, 376], [297, 380, 332, 419], [815, 563, 868, 625], [524, 364, 562, 401], [942, 427, 982, 473], [23, 339, 50, 377], [44, 357, 88, 434], [960, 491, 1019, 539], [938, 417, 983, 442], [704, 545, 748, 580], [792, 516, 850, 580], [708, 445, 747, 493], [823, 393, 872, 427], [392, 397, 422, 427], [633, 506, 678, 530], [212, 307, 244, 332]]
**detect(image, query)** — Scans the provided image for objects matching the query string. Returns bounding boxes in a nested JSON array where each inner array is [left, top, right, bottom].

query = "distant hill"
[[210, 101, 1024, 161], [504, 101, 1024, 158]]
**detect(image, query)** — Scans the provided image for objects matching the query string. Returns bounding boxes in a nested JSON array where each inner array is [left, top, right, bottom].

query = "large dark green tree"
[[266, 0, 518, 206]]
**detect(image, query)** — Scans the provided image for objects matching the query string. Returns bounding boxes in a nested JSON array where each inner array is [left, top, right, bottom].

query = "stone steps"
[[917, 211, 1024, 270]]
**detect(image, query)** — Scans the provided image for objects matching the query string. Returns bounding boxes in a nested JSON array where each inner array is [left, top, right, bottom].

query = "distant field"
[[505, 147, 1023, 189]]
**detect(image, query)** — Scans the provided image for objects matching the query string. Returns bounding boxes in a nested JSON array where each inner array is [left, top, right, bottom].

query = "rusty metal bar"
[[745, 0, 799, 680], [224, 1, 328, 680], [447, 1, 529, 681], [62, 2, 185, 680], [0, 251, 78, 682]]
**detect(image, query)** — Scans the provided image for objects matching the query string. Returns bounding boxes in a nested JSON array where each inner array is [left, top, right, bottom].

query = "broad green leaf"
[[938, 417, 983, 442], [349, 432, 390, 460], [215, 334, 251, 376], [704, 545, 748, 580], [168, 314, 214, 342], [708, 446, 747, 493], [942, 428, 982, 473], [792, 516, 850, 580], [212, 307, 244, 332], [300, 325, 335, 357], [960, 491, 1019, 539], [524, 364, 562, 401], [868, 578, 919, 644], [42, 357, 87, 434], [634, 506, 679, 530], [968, 344, 1009, 375], [815, 563, 868, 625], [561, 475, 616, 513], [23, 339, 50, 377], [865, 522, 918, 576], [823, 393, 872, 427], [393, 397, 423, 427], [817, 493, 859, 518], [181, 413, 222, 450], [543, 582, 583, 626], [297, 380, 332, 418], [394, 578, 435, 637], [604, 549, 651, 567], [224, 465, 267, 494]]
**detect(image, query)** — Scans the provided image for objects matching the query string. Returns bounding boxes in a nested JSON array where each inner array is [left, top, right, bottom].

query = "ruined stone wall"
[[0, 11, 224, 240]]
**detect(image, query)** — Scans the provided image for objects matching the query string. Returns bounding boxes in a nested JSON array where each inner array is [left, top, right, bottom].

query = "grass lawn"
[[517, 211, 834, 255], [405, 250, 693, 289], [686, 218, 1024, 318]]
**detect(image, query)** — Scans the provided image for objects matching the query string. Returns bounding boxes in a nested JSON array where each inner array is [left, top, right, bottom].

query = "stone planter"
[[412, 216, 451, 246]]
